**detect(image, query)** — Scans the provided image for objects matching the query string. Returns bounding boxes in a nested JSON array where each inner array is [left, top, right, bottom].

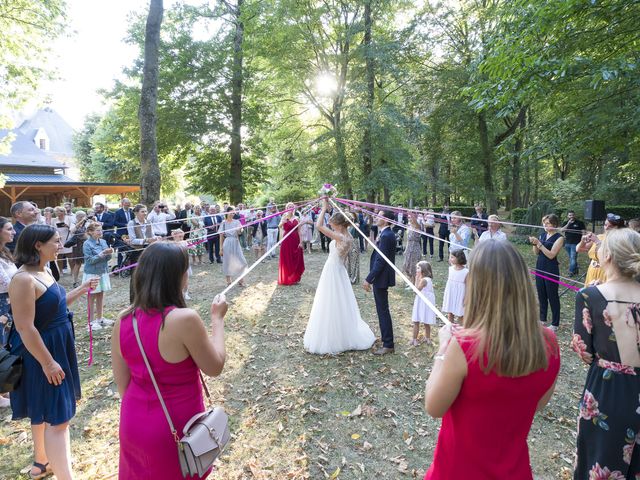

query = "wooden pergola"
[[0, 180, 140, 213]]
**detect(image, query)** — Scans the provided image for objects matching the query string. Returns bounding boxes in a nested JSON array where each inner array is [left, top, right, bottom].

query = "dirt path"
[[0, 245, 585, 479]]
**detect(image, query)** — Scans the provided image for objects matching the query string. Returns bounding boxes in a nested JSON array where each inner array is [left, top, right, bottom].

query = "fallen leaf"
[[351, 433, 361, 440], [349, 405, 362, 417]]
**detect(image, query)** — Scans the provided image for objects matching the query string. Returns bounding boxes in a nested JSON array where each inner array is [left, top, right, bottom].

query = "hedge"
[[509, 204, 640, 225]]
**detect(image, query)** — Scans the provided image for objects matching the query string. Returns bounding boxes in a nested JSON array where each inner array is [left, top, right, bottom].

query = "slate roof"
[[3, 173, 77, 183], [3, 173, 138, 187], [0, 129, 67, 168], [16, 107, 74, 156], [0, 107, 74, 169]]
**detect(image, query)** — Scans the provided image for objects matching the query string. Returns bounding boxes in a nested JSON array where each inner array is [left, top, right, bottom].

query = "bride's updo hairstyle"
[[329, 210, 353, 229], [598, 228, 640, 279]]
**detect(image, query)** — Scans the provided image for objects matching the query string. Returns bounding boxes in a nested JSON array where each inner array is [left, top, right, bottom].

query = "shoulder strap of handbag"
[[132, 314, 180, 443], [132, 314, 212, 436]]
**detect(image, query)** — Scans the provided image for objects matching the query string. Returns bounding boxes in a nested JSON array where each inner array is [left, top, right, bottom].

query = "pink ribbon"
[[108, 202, 312, 276], [337, 197, 583, 290], [529, 270, 580, 292], [86, 288, 93, 366]]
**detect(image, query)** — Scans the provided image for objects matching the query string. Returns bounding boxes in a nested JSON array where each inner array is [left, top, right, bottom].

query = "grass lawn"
[[0, 241, 587, 479]]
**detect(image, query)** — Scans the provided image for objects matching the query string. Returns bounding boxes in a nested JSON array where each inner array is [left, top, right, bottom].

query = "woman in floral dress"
[[403, 213, 423, 280], [571, 228, 640, 479], [188, 205, 206, 265]]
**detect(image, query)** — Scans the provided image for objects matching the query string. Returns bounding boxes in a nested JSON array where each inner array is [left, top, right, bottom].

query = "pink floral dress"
[[571, 286, 640, 479]]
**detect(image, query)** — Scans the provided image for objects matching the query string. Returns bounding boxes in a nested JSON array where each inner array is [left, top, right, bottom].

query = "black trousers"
[[208, 235, 220, 262], [536, 269, 561, 326], [438, 229, 449, 260], [423, 227, 434, 256], [358, 228, 369, 252], [373, 286, 394, 348]]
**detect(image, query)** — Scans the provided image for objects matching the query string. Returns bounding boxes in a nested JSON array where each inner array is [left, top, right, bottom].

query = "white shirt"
[[127, 218, 156, 246], [478, 229, 507, 243], [147, 210, 176, 236], [449, 224, 472, 252]]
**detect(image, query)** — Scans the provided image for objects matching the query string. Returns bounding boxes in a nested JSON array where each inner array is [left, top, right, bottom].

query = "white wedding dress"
[[304, 236, 375, 354]]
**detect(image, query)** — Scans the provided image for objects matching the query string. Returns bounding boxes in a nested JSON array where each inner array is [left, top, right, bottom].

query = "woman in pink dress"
[[111, 242, 227, 479], [278, 202, 305, 285], [424, 240, 560, 479]]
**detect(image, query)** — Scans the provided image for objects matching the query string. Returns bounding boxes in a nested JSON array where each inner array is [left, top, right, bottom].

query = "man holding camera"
[[148, 201, 176, 237]]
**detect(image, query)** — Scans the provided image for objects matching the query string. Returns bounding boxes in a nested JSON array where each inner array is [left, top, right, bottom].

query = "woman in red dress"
[[278, 202, 305, 285], [424, 240, 560, 479]]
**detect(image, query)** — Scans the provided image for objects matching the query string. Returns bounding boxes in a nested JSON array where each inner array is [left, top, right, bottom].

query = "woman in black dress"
[[529, 214, 564, 332], [571, 228, 640, 479]]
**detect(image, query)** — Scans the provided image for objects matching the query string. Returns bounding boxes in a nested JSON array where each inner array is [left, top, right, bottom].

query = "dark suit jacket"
[[203, 214, 223, 234], [366, 227, 396, 288], [6, 221, 26, 253], [114, 208, 133, 236], [177, 209, 193, 233], [96, 211, 116, 231]]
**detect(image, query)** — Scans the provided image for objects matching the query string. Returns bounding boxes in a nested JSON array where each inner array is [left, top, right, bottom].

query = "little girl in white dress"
[[442, 250, 468, 323], [411, 261, 436, 346]]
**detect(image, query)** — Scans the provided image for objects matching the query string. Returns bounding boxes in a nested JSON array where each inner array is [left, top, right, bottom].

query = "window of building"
[[39, 139, 46, 150]]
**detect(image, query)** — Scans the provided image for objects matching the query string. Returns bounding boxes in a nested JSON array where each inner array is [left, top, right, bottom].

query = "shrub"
[[608, 205, 640, 221]]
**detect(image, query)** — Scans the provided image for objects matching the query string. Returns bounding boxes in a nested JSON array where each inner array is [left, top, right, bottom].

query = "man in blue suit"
[[363, 210, 397, 355], [94, 202, 116, 242], [204, 205, 223, 263], [114, 198, 133, 237]]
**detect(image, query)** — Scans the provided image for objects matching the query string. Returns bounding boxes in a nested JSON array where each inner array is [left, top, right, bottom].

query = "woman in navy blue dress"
[[529, 214, 565, 332], [8, 224, 96, 480]]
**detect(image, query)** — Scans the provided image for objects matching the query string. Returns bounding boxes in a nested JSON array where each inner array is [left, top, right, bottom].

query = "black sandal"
[[30, 462, 52, 479]]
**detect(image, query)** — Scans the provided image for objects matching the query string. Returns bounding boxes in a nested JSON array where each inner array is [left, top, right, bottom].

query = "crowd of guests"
[[1, 194, 639, 479]]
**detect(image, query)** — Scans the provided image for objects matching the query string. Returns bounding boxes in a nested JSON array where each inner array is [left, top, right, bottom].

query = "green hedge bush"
[[608, 205, 640, 220]]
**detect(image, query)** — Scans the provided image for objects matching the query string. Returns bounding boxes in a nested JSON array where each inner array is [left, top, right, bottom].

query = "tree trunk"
[[138, 0, 163, 206], [362, 0, 374, 202], [478, 112, 498, 211], [229, 0, 244, 204], [383, 186, 390, 205], [509, 110, 526, 208], [334, 113, 351, 198], [444, 155, 451, 206]]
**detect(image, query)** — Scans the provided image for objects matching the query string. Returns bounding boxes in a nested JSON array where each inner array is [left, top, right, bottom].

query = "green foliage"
[[0, 1, 67, 152], [608, 206, 640, 221], [510, 208, 528, 225], [68, 0, 640, 210], [515, 201, 559, 239]]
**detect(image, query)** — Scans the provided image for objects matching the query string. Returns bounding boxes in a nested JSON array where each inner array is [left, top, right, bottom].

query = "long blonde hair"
[[463, 240, 553, 376]]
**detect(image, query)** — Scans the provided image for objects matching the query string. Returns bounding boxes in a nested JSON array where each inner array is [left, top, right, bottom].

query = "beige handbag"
[[133, 315, 231, 478]]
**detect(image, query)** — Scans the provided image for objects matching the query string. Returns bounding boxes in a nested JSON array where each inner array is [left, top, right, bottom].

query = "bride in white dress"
[[304, 199, 375, 354]]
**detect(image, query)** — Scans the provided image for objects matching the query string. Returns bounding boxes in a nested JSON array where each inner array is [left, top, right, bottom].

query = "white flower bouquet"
[[318, 183, 337, 197]]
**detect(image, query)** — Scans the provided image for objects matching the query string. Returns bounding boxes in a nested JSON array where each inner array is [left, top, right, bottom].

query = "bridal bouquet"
[[318, 183, 337, 197]]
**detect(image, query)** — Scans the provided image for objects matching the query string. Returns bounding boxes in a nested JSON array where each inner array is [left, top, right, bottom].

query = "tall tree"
[[362, 0, 375, 202], [228, 0, 245, 203], [138, 0, 164, 205]]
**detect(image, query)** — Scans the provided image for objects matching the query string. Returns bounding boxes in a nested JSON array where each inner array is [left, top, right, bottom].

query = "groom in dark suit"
[[363, 210, 397, 355]]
